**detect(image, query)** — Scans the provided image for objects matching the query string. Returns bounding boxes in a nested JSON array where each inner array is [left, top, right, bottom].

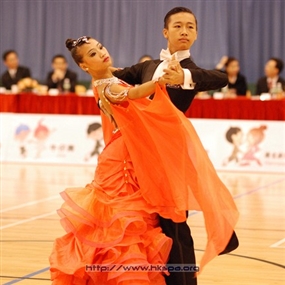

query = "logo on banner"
[[13, 119, 75, 160], [14, 119, 54, 159], [223, 125, 267, 167]]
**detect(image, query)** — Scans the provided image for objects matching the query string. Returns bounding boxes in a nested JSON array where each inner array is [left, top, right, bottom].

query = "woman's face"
[[78, 38, 112, 75], [226, 60, 240, 76]]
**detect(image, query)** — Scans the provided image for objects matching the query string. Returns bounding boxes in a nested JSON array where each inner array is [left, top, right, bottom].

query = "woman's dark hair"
[[164, 7, 198, 30], [65, 36, 91, 65], [225, 57, 238, 68]]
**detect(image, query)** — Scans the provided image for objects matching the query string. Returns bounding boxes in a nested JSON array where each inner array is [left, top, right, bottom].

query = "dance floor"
[[1, 163, 284, 284]]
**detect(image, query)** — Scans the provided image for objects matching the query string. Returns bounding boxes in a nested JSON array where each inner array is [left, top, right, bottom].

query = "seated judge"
[[1, 50, 31, 90], [256, 58, 285, 95], [46, 54, 77, 92], [215, 56, 248, 96]]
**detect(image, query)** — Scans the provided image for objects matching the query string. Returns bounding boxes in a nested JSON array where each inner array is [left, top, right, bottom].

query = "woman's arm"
[[215, 56, 228, 70], [128, 78, 164, 99], [100, 78, 165, 104]]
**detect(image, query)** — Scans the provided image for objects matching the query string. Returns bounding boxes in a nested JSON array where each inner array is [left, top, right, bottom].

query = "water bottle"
[[63, 78, 71, 93], [276, 82, 283, 99]]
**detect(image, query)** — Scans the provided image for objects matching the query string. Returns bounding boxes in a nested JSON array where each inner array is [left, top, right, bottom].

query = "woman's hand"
[[216, 56, 229, 70]]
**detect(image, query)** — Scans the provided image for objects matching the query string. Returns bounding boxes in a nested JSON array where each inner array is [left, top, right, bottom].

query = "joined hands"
[[161, 55, 184, 86]]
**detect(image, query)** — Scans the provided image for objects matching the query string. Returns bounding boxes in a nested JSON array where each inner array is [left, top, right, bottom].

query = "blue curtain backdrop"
[[0, 0, 284, 85]]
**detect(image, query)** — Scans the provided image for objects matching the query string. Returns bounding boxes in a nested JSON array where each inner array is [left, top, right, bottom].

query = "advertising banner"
[[1, 114, 284, 172]]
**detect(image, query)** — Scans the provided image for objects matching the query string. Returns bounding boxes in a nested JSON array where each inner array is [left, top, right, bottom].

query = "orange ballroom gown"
[[49, 81, 239, 284]]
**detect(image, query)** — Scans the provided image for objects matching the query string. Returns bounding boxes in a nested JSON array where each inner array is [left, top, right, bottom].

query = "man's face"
[[4, 52, 19, 69], [163, 12, 198, 54], [265, 60, 279, 78], [52, 57, 68, 72]]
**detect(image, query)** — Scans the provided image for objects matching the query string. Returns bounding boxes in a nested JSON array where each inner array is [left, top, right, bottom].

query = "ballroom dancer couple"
[[49, 7, 239, 285]]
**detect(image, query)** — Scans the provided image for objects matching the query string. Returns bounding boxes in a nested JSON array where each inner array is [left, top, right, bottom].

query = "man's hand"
[[51, 69, 65, 82], [162, 67, 184, 85], [167, 55, 182, 72], [161, 55, 184, 85]]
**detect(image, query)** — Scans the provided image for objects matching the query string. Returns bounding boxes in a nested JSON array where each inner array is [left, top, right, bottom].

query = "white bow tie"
[[160, 48, 190, 62]]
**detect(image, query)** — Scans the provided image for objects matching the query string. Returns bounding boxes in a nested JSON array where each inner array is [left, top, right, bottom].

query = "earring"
[[85, 68, 89, 71]]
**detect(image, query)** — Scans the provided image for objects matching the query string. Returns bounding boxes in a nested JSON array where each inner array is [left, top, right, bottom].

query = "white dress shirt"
[[267, 76, 278, 90], [8, 69, 17, 79]]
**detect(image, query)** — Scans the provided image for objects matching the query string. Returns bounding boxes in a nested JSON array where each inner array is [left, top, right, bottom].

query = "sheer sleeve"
[[92, 78, 133, 144], [104, 83, 130, 102], [98, 83, 130, 114]]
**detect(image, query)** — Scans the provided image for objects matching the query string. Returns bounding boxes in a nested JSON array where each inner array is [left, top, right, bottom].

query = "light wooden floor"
[[1, 163, 284, 284]]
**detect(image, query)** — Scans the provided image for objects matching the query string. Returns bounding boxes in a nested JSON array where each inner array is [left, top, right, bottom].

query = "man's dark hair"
[[2, 50, 17, 61], [164, 7, 198, 30], [270, 57, 284, 74], [52, 54, 67, 63]]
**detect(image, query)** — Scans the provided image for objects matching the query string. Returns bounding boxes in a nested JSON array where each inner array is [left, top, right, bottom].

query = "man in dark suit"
[[1, 50, 31, 90], [46, 54, 77, 93], [256, 57, 285, 95], [114, 7, 239, 285]]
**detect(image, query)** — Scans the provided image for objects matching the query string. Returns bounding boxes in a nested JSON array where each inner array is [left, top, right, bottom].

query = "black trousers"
[[159, 215, 239, 285], [159, 215, 197, 285]]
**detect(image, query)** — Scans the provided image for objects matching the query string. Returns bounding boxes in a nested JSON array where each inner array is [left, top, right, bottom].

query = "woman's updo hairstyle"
[[65, 36, 91, 65]]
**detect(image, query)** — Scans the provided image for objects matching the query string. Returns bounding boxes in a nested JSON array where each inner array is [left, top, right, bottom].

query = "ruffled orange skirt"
[[49, 131, 172, 284]]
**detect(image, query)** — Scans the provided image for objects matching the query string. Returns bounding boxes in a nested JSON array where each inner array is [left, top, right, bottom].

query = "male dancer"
[[114, 7, 238, 285]]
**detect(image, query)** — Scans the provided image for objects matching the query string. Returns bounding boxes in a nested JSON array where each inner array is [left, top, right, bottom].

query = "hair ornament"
[[72, 36, 89, 48]]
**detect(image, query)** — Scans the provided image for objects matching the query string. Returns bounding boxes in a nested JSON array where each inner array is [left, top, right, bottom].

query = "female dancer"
[[49, 36, 239, 285]]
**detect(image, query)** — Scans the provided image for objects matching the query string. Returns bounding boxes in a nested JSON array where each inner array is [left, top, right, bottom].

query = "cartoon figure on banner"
[[240, 125, 267, 166], [223, 127, 244, 166], [14, 123, 31, 158], [84, 122, 104, 162], [34, 119, 51, 159]]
